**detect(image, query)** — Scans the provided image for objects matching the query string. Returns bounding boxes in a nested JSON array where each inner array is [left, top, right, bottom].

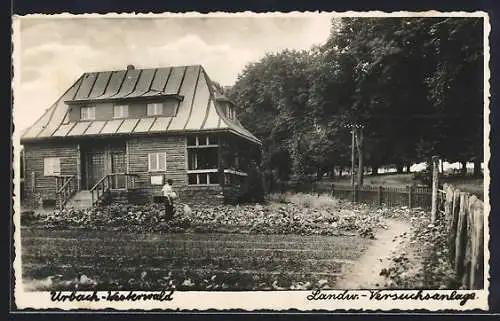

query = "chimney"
[[127, 64, 135, 70]]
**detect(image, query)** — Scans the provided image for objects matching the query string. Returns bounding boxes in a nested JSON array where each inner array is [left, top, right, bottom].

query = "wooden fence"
[[332, 184, 432, 209], [440, 183, 484, 289]]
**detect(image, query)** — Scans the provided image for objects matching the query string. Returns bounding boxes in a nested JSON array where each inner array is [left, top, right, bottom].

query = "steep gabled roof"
[[20, 65, 261, 145]]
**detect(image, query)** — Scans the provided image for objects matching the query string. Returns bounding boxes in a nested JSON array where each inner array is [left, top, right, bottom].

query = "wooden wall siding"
[[69, 103, 115, 122], [150, 68, 171, 92], [23, 142, 79, 201], [88, 71, 112, 98], [128, 103, 147, 118], [75, 73, 98, 100], [184, 70, 211, 130], [127, 135, 187, 197], [97, 103, 114, 120], [68, 106, 80, 122], [99, 70, 127, 99], [168, 66, 201, 131], [164, 66, 186, 95]]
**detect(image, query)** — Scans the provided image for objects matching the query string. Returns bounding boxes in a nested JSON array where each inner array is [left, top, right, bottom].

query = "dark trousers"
[[164, 196, 175, 220]]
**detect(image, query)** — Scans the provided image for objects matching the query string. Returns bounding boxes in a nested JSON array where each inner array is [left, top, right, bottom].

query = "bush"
[[239, 161, 265, 203]]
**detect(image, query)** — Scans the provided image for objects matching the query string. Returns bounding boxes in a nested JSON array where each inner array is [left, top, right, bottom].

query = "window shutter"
[[54, 158, 61, 175], [44, 158, 60, 176], [43, 158, 50, 176], [148, 153, 155, 171], [159, 152, 166, 171]]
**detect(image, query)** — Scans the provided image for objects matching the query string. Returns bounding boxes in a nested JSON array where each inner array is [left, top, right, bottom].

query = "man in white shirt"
[[161, 179, 177, 220]]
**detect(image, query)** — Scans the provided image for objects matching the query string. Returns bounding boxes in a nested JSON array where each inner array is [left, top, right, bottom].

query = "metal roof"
[[21, 65, 261, 145]]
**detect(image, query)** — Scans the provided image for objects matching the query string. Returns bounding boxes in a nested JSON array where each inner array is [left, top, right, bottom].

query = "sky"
[[13, 14, 334, 131]]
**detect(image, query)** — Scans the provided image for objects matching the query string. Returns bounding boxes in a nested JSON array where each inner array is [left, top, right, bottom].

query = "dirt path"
[[336, 218, 411, 289]]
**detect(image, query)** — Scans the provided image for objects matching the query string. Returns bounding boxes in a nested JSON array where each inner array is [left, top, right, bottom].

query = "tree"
[[228, 50, 330, 185]]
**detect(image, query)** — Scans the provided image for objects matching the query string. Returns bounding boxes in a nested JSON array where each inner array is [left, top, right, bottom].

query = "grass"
[[266, 192, 340, 209], [441, 177, 484, 199], [329, 173, 484, 199], [21, 228, 370, 291], [330, 173, 416, 186]]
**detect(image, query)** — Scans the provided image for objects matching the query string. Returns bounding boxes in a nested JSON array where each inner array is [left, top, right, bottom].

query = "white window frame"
[[226, 104, 235, 119], [187, 170, 219, 185], [113, 104, 128, 118], [148, 152, 166, 172], [187, 135, 218, 147], [44, 157, 61, 176], [147, 103, 163, 116], [80, 106, 96, 121]]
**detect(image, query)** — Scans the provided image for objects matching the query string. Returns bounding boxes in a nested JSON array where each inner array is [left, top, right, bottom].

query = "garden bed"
[[22, 193, 393, 237]]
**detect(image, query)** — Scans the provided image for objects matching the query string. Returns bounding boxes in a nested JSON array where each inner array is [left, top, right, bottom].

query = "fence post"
[[353, 184, 357, 203], [331, 184, 335, 198], [454, 192, 468, 283], [431, 155, 440, 223], [378, 185, 382, 206], [408, 185, 413, 209]]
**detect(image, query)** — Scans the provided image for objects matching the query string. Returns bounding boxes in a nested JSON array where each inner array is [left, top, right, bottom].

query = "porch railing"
[[90, 174, 112, 207], [55, 175, 77, 209], [90, 173, 139, 206]]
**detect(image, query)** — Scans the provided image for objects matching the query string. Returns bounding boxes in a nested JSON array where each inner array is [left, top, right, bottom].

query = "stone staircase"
[[65, 190, 93, 209]]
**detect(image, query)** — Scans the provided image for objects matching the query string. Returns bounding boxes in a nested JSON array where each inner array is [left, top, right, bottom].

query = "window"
[[186, 135, 219, 185], [187, 134, 218, 146], [224, 104, 235, 120], [113, 105, 128, 118], [81, 106, 96, 120], [44, 157, 61, 176], [148, 152, 166, 172], [188, 149, 218, 170], [147, 103, 163, 116]]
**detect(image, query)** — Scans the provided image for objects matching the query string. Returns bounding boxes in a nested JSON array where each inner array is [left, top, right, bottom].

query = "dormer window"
[[81, 106, 96, 121], [113, 105, 128, 118], [147, 103, 163, 116], [225, 104, 235, 120]]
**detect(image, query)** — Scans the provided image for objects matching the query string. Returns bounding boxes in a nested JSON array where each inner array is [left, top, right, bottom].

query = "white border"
[[12, 11, 491, 311]]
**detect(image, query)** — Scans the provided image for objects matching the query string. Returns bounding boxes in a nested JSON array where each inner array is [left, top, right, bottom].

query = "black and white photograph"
[[12, 12, 490, 310]]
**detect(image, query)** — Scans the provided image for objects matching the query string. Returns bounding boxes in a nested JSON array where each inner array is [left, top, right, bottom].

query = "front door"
[[87, 151, 105, 189], [111, 152, 126, 189]]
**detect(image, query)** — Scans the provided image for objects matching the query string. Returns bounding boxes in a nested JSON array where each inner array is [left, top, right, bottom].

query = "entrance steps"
[[65, 190, 93, 210]]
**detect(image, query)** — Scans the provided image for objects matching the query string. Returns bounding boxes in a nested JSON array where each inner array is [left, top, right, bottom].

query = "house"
[[20, 64, 262, 209]]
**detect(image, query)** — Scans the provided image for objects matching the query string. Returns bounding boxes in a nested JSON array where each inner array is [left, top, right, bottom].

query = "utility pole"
[[351, 128, 355, 186], [355, 125, 364, 186], [431, 155, 439, 223], [344, 123, 365, 186]]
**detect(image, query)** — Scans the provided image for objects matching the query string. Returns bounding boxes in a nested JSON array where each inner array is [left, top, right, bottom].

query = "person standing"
[[161, 179, 177, 220]]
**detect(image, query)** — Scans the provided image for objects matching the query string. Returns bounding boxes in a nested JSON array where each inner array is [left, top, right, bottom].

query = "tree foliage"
[[228, 17, 484, 187]]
